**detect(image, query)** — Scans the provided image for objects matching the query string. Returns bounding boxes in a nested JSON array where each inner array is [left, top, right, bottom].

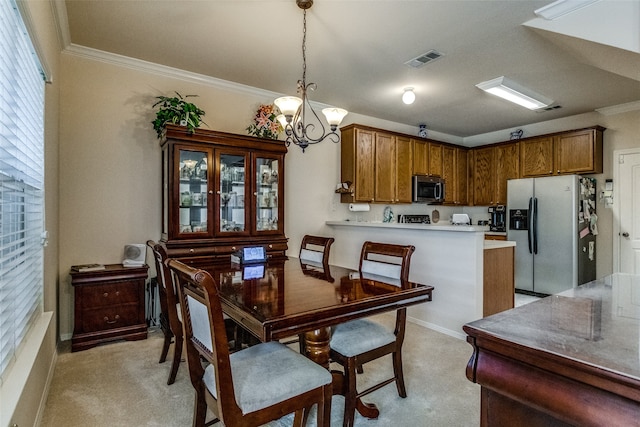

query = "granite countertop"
[[464, 274, 640, 381]]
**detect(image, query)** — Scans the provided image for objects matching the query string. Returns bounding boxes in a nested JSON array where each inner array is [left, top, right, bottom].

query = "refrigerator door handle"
[[532, 197, 538, 254], [528, 197, 533, 254]]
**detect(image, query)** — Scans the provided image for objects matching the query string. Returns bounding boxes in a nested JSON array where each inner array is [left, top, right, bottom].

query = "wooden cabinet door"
[[521, 137, 554, 177], [472, 146, 495, 206], [442, 146, 456, 203], [354, 129, 375, 202], [396, 136, 413, 203], [412, 139, 428, 175], [494, 142, 519, 205], [555, 129, 602, 174], [374, 132, 396, 203], [428, 142, 443, 176], [456, 148, 468, 205]]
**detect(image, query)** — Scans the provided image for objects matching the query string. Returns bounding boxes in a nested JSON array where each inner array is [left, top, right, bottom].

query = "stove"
[[398, 214, 431, 224]]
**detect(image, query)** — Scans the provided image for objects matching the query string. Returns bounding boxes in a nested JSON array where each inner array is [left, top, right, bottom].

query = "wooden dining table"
[[202, 256, 434, 419]]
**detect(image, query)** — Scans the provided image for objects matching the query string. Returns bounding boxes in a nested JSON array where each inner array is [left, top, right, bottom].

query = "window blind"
[[0, 0, 45, 380]]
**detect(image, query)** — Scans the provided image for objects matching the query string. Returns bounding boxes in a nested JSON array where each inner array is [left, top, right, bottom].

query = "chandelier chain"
[[301, 8, 307, 87]]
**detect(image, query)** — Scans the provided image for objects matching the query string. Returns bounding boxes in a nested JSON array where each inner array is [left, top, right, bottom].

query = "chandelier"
[[275, 0, 348, 153]]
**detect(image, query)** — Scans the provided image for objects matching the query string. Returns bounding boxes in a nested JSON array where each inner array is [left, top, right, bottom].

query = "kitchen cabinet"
[[520, 126, 604, 177], [341, 124, 411, 203], [428, 142, 443, 177], [471, 142, 519, 206], [161, 125, 288, 262], [483, 245, 514, 316], [471, 146, 495, 206], [71, 264, 148, 352], [456, 148, 469, 205], [412, 138, 429, 175], [494, 142, 519, 205]]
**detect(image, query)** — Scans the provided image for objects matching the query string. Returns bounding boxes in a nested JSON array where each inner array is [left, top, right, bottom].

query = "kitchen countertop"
[[483, 240, 515, 249], [326, 220, 488, 232]]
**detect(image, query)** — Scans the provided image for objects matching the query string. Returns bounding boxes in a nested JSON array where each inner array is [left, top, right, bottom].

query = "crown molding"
[[596, 101, 640, 116], [62, 44, 289, 101]]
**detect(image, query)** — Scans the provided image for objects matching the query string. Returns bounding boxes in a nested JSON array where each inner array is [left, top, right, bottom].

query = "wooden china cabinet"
[[160, 125, 288, 264]]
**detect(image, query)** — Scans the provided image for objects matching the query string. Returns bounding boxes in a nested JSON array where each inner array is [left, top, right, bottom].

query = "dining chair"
[[299, 235, 334, 268], [284, 235, 336, 352], [147, 240, 183, 385], [167, 259, 332, 427], [329, 241, 415, 427]]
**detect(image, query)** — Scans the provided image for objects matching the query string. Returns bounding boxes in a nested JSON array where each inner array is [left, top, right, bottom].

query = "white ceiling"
[[61, 0, 640, 138]]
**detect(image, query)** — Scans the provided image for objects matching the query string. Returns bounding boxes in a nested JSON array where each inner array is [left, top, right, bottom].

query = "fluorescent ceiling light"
[[534, 0, 600, 20], [476, 76, 553, 110]]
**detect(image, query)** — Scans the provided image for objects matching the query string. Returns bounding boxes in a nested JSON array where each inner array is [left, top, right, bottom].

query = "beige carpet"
[[41, 314, 480, 426]]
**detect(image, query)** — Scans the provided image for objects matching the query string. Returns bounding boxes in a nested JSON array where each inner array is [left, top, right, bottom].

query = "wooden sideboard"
[[71, 264, 148, 352], [464, 274, 640, 426]]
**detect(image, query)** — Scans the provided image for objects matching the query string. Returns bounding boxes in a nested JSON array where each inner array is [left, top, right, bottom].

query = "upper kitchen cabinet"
[[494, 142, 519, 205], [520, 126, 604, 177], [161, 125, 288, 262], [455, 148, 469, 205], [471, 146, 495, 206], [428, 142, 443, 177], [442, 146, 468, 205], [412, 138, 429, 175], [555, 127, 604, 175], [341, 124, 412, 204]]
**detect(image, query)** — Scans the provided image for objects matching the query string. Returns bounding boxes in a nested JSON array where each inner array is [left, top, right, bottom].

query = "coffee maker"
[[488, 205, 506, 232]]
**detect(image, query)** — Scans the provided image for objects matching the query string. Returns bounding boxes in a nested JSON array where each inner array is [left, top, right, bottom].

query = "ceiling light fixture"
[[534, 0, 600, 20], [402, 88, 416, 105], [275, 0, 347, 153], [476, 76, 553, 110]]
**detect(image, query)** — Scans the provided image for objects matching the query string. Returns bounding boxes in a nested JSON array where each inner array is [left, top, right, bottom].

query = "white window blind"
[[0, 0, 45, 380]]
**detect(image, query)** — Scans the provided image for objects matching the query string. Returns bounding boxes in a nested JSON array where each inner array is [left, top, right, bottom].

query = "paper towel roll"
[[349, 203, 370, 212]]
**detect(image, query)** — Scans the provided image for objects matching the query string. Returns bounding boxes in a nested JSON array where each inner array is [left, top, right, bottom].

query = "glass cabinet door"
[[255, 156, 281, 232], [218, 151, 247, 234], [177, 148, 210, 236]]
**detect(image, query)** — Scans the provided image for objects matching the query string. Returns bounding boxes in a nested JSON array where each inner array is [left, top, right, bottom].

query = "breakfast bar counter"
[[326, 220, 515, 338]]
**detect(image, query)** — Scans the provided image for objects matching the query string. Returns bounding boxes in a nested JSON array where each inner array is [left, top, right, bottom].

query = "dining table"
[[202, 256, 434, 420]]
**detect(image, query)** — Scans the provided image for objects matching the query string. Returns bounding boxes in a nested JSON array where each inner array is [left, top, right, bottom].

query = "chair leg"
[[159, 330, 172, 364], [392, 349, 407, 398], [192, 391, 208, 427], [167, 334, 183, 385], [321, 384, 332, 427], [342, 357, 358, 427]]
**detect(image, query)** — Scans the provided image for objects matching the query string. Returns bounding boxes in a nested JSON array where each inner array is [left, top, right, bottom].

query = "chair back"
[[299, 235, 334, 267], [167, 259, 241, 419], [147, 240, 181, 328], [358, 241, 415, 288]]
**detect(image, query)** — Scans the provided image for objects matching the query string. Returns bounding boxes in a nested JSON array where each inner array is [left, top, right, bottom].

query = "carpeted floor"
[[40, 313, 480, 426]]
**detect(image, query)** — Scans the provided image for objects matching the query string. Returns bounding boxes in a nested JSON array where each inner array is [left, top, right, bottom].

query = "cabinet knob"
[[104, 315, 120, 324], [268, 244, 273, 249], [231, 247, 236, 251], [254, 192, 258, 196], [103, 292, 108, 297], [216, 191, 221, 195], [189, 248, 195, 253], [209, 190, 213, 194]]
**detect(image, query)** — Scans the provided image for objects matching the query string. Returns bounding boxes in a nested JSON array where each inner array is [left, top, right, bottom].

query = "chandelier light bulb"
[[402, 88, 416, 105]]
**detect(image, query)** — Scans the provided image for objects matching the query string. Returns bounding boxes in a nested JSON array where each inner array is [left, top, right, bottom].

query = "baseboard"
[[34, 343, 58, 426], [407, 316, 467, 341]]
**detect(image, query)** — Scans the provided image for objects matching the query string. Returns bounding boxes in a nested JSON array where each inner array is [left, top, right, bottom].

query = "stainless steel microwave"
[[412, 175, 445, 203]]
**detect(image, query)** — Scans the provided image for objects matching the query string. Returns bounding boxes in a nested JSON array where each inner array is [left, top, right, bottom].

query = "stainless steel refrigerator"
[[507, 175, 597, 295]]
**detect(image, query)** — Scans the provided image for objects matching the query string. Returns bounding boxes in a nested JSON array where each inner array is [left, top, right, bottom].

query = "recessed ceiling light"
[[476, 76, 553, 110]]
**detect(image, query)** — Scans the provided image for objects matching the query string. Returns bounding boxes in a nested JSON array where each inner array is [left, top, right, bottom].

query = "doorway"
[[613, 149, 640, 274]]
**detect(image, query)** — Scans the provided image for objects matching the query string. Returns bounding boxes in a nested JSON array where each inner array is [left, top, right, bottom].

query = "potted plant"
[[151, 92, 206, 138]]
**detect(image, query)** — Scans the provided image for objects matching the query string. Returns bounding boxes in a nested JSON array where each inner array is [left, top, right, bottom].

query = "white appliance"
[[507, 175, 597, 295]]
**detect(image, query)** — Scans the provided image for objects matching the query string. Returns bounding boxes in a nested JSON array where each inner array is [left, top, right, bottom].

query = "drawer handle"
[[104, 315, 120, 324], [103, 291, 120, 298]]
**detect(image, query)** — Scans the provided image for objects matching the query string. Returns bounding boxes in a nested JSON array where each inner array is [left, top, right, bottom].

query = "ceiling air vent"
[[538, 105, 563, 112], [405, 50, 444, 68]]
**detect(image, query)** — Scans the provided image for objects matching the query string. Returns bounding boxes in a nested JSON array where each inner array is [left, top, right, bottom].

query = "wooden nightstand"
[[71, 264, 149, 352]]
